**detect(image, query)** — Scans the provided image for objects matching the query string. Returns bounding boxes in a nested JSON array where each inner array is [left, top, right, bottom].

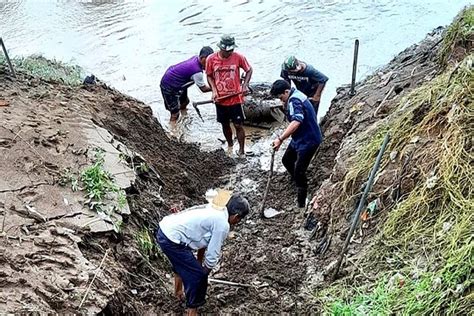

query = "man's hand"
[[273, 137, 282, 151], [241, 83, 249, 94], [211, 90, 217, 102]]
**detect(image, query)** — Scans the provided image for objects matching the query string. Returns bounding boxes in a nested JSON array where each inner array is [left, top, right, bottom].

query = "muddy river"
[[0, 0, 469, 151]]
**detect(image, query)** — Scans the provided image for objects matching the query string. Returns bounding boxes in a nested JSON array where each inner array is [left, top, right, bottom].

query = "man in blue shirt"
[[270, 79, 323, 208], [280, 55, 328, 116]]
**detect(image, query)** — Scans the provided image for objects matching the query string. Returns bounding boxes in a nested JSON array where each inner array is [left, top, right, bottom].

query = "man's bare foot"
[[175, 290, 185, 302], [170, 113, 179, 122], [187, 308, 197, 316]]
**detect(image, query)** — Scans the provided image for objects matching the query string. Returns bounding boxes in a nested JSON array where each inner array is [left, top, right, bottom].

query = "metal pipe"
[[0, 38, 16, 78], [350, 39, 359, 96], [332, 132, 390, 280]]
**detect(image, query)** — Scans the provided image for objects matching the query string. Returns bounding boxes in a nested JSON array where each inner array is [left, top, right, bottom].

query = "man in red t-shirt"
[[206, 35, 253, 156]]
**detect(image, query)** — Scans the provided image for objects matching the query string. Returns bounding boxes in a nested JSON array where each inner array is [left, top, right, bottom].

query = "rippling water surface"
[[0, 0, 470, 150]]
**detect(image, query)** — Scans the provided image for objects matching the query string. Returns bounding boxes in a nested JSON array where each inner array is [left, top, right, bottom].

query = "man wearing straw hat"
[[155, 191, 250, 316]]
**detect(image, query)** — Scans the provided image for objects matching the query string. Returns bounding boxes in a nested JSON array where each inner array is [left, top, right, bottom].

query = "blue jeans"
[[155, 229, 208, 308]]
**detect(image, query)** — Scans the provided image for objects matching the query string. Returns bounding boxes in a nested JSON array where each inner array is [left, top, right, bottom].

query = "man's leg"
[[294, 146, 318, 207], [221, 123, 234, 147], [174, 274, 184, 301], [282, 144, 297, 181], [161, 86, 180, 122], [156, 229, 208, 311], [231, 104, 246, 155], [179, 89, 190, 111], [233, 123, 245, 155], [216, 104, 234, 148]]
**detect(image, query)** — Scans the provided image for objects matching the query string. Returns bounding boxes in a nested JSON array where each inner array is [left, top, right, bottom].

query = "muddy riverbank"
[[1, 7, 472, 314]]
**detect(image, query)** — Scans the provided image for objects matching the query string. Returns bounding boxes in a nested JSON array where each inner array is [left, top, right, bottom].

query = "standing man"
[[280, 55, 328, 116], [155, 193, 250, 316], [161, 46, 214, 122], [206, 35, 253, 157], [270, 79, 323, 208]]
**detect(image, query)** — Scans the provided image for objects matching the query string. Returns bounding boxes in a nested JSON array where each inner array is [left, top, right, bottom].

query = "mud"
[[0, 25, 451, 314]]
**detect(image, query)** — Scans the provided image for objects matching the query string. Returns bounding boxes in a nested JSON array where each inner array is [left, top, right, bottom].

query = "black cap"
[[199, 46, 214, 58]]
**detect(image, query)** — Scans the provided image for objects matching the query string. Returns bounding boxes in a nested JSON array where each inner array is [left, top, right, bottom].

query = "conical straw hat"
[[211, 189, 232, 210]]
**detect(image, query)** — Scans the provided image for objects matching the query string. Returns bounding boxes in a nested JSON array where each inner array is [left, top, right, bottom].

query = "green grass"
[[60, 149, 128, 232], [439, 6, 474, 65], [80, 150, 128, 213], [0, 54, 83, 85], [135, 228, 158, 259], [309, 52, 473, 316]]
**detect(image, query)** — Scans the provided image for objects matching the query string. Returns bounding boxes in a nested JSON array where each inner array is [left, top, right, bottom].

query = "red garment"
[[205, 52, 251, 106]]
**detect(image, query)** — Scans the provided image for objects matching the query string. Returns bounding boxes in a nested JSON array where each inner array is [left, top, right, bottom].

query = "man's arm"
[[273, 121, 301, 150], [312, 83, 325, 102], [206, 57, 218, 100], [273, 99, 304, 150], [192, 72, 212, 93], [309, 67, 328, 102], [241, 67, 253, 93], [203, 227, 228, 270]]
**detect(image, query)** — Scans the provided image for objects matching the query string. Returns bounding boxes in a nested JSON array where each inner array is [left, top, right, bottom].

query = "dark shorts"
[[160, 85, 189, 114], [215, 103, 245, 125]]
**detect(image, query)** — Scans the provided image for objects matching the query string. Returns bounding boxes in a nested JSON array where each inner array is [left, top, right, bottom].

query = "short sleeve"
[[288, 98, 305, 123], [205, 56, 213, 76], [191, 72, 206, 87], [238, 54, 251, 72], [308, 66, 329, 84]]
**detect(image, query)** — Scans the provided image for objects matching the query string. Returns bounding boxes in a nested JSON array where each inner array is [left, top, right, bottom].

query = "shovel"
[[259, 148, 276, 218]]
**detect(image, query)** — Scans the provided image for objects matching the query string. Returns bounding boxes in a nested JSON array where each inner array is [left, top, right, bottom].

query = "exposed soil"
[[0, 25, 452, 314]]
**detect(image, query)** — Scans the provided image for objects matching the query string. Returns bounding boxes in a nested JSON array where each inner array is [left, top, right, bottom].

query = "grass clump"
[[439, 6, 474, 65], [135, 228, 158, 259], [312, 54, 473, 314], [60, 149, 128, 232], [0, 54, 83, 85]]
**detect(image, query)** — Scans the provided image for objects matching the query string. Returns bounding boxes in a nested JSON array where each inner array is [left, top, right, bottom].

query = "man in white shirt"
[[155, 193, 250, 316]]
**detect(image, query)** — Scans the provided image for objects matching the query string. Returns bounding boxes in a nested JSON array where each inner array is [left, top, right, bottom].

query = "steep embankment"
[[0, 57, 233, 313], [302, 7, 473, 314]]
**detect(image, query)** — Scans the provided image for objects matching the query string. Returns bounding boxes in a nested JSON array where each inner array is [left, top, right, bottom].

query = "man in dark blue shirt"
[[280, 55, 328, 116], [270, 79, 323, 208]]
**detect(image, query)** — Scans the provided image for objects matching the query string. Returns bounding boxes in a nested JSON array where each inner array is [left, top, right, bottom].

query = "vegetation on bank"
[[311, 7, 473, 315], [0, 54, 82, 85], [60, 149, 127, 232]]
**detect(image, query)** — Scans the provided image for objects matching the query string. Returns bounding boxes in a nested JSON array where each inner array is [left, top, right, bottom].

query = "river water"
[[0, 0, 470, 152]]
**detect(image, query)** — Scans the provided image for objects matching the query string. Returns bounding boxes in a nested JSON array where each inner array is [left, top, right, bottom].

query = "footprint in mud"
[[0, 138, 14, 149], [18, 189, 41, 204]]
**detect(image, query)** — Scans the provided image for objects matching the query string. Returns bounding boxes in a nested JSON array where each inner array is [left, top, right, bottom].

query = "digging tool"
[[208, 278, 251, 288], [192, 91, 250, 107], [192, 91, 247, 122], [259, 148, 276, 218], [193, 102, 205, 122], [331, 132, 390, 281]]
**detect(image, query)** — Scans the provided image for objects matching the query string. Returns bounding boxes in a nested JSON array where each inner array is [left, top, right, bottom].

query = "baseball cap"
[[282, 55, 298, 71]]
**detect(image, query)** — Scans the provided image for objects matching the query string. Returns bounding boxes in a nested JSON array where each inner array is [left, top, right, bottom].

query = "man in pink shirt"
[[206, 35, 253, 157]]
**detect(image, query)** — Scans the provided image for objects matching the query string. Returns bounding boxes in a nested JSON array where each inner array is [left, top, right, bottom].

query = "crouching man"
[[155, 193, 250, 315]]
